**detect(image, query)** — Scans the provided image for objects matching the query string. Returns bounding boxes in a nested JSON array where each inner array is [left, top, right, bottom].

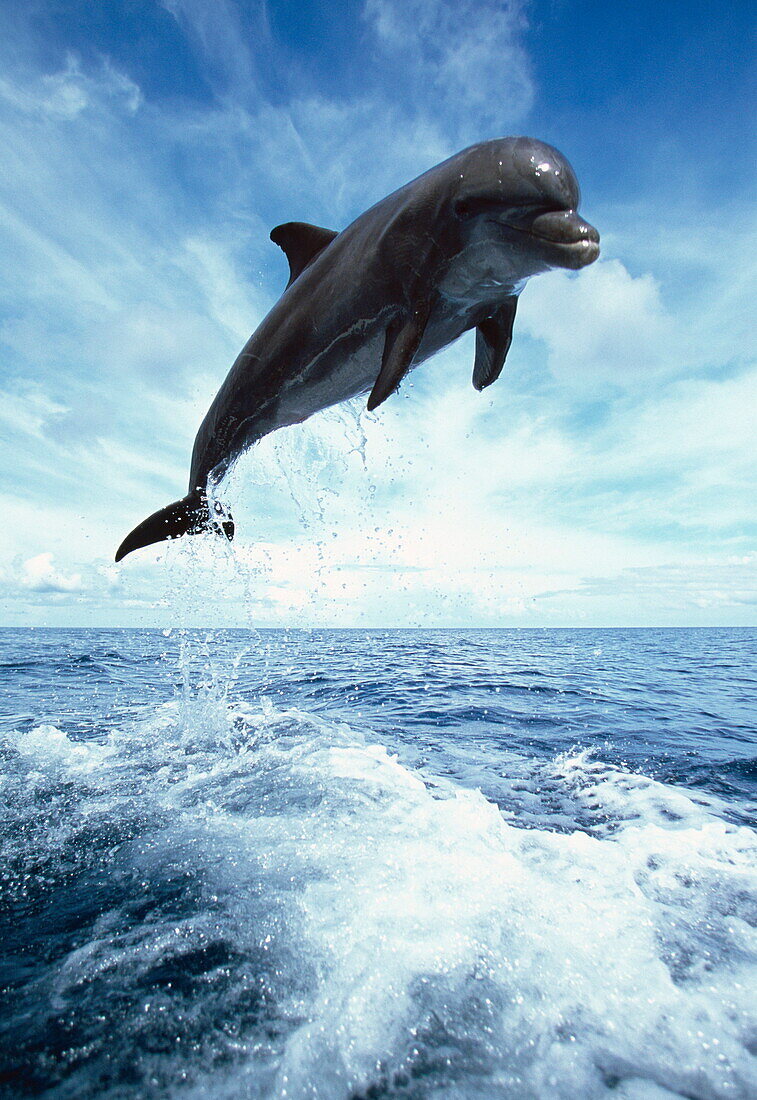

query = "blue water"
[[1, 627, 755, 1098]]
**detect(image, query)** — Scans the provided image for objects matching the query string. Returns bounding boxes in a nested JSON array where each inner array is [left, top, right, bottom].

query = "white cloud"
[[518, 259, 675, 388], [573, 559, 757, 615], [623, 369, 756, 471], [20, 553, 82, 593]]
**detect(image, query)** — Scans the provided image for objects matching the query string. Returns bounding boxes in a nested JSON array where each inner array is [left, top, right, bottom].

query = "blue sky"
[[1, 0, 755, 627]]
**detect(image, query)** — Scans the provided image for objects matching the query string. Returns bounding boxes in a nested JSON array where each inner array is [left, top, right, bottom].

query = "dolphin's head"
[[453, 137, 600, 274]]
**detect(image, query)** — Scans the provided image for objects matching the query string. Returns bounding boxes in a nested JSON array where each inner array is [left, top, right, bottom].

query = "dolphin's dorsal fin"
[[270, 222, 339, 288], [472, 296, 518, 391]]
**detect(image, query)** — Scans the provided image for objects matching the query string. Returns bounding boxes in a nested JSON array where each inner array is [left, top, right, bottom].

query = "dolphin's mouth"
[[528, 232, 600, 266], [501, 209, 600, 267]]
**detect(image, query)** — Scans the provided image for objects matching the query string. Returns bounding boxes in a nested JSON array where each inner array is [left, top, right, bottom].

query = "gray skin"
[[116, 136, 599, 562]]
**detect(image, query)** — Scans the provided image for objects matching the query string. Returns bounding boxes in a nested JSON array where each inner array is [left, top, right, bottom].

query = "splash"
[[2, 664, 755, 1098]]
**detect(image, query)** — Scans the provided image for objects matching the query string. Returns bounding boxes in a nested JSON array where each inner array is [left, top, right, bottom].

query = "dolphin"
[[115, 136, 599, 562]]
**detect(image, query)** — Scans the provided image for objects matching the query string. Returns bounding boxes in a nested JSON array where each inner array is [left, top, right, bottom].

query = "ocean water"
[[0, 626, 755, 1099]]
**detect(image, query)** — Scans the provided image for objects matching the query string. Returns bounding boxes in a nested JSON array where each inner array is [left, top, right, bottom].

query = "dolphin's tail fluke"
[[115, 490, 234, 562]]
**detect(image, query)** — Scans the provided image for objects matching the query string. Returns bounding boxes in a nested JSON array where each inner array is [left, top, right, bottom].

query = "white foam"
[[4, 699, 756, 1099], [10, 721, 111, 770], [245, 725, 755, 1099]]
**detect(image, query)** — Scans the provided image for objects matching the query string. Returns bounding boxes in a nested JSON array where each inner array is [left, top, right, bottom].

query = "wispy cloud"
[[162, 0, 271, 102], [364, 0, 533, 140], [0, 53, 141, 119]]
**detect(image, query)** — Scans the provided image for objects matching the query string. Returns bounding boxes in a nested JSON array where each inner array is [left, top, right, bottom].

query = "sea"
[[0, 626, 755, 1099]]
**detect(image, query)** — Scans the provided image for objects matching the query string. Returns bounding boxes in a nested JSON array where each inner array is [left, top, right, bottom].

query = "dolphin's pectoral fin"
[[472, 296, 518, 391], [367, 306, 430, 412], [270, 222, 339, 288]]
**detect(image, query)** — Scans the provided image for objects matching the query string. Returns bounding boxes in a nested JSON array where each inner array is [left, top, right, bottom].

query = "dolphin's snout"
[[525, 209, 600, 268], [530, 210, 599, 246]]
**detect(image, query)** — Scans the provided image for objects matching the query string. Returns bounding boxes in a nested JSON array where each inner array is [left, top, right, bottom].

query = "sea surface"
[[1, 627, 755, 1099]]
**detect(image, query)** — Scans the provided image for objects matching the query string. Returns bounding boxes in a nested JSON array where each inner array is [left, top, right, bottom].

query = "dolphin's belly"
[[278, 296, 489, 430], [199, 245, 518, 482], [202, 316, 390, 480], [252, 299, 484, 447], [273, 329, 385, 429]]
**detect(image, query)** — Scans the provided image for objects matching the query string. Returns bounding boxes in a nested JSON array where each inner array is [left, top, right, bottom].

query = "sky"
[[0, 0, 755, 628]]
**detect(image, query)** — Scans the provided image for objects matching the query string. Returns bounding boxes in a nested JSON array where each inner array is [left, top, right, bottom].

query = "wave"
[[2, 682, 756, 1099]]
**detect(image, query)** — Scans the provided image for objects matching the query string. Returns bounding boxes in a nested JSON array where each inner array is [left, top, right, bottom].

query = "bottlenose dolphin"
[[116, 136, 599, 562]]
